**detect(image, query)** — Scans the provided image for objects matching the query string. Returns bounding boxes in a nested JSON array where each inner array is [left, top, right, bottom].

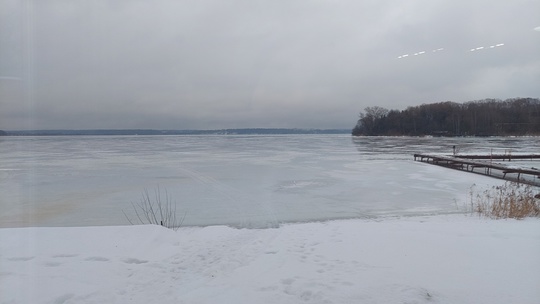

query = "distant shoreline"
[[1, 128, 351, 136]]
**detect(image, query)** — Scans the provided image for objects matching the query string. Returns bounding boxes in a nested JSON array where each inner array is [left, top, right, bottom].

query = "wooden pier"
[[414, 154, 540, 186], [453, 154, 540, 161]]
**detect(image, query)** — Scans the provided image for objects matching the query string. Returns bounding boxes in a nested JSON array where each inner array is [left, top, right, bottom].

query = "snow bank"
[[1, 215, 539, 304]]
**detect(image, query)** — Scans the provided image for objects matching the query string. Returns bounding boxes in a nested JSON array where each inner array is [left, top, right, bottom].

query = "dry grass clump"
[[472, 182, 540, 219], [123, 187, 186, 231]]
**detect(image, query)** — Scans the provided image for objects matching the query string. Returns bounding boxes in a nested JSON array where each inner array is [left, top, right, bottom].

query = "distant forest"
[[352, 98, 540, 136]]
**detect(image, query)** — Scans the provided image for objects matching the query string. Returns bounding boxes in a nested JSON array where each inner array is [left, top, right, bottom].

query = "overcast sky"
[[1, 0, 539, 130]]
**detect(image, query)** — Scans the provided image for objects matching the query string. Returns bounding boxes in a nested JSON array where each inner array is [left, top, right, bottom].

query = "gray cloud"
[[1, 0, 539, 130]]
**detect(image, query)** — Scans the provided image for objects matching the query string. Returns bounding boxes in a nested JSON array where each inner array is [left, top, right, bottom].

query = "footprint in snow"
[[8, 256, 34, 261], [53, 293, 74, 304], [85, 256, 110, 262], [123, 258, 148, 264], [52, 254, 78, 258]]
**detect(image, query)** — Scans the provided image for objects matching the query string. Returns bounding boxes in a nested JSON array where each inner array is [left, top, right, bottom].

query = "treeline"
[[352, 98, 540, 136]]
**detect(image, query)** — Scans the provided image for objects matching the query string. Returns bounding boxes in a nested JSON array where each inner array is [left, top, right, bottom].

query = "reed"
[[473, 182, 540, 219]]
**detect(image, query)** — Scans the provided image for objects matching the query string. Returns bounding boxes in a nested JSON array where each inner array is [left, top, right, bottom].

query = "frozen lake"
[[1, 135, 538, 228]]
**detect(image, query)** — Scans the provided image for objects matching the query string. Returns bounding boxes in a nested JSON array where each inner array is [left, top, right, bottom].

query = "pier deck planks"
[[413, 153, 540, 186]]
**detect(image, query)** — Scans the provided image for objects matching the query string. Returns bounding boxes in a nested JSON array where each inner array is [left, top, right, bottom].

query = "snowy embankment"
[[1, 215, 539, 304]]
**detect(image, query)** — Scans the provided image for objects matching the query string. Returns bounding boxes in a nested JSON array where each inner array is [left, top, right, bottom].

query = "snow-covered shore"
[[1, 215, 539, 304]]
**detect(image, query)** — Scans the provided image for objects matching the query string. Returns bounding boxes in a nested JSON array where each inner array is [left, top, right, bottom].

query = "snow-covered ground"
[[1, 215, 539, 304]]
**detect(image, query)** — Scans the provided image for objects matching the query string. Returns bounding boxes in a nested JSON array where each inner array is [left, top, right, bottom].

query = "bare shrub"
[[123, 187, 185, 231], [472, 182, 540, 219]]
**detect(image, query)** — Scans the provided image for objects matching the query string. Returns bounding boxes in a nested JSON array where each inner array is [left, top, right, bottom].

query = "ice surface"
[[1, 135, 539, 228]]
